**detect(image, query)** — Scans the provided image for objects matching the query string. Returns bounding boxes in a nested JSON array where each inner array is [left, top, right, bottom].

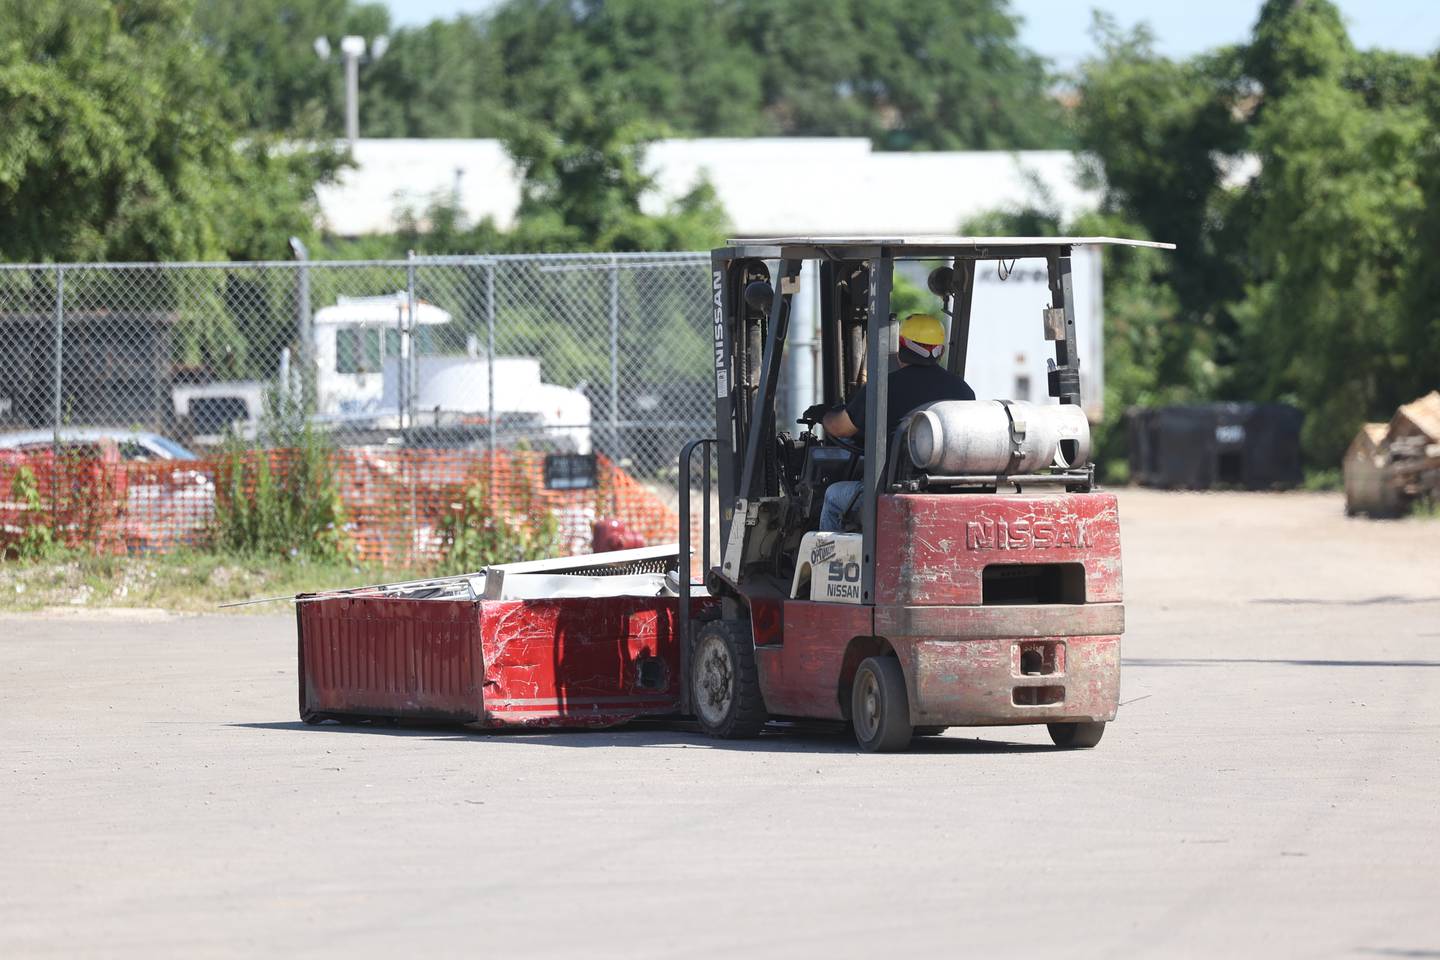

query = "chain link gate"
[[0, 253, 714, 565]]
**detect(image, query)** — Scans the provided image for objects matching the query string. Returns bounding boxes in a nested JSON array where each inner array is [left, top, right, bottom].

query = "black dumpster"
[[1127, 403, 1303, 490]]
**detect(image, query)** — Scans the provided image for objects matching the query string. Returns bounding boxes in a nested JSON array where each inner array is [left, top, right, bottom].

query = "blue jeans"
[[819, 480, 863, 532]]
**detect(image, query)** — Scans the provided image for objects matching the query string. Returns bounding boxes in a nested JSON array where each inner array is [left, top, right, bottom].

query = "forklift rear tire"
[[1047, 721, 1105, 748], [691, 620, 768, 739], [851, 657, 913, 753]]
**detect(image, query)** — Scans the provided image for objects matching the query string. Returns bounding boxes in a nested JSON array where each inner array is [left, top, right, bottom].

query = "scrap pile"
[[1344, 391, 1440, 516]]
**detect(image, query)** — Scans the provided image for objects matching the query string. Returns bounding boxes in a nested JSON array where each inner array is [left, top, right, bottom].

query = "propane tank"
[[907, 400, 1091, 475]]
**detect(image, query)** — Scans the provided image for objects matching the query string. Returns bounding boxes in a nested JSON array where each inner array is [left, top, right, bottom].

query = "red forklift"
[[676, 236, 1172, 751], [292, 235, 1170, 754]]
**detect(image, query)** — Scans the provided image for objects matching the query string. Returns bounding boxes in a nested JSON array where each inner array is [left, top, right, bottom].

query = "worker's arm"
[[823, 407, 859, 438]]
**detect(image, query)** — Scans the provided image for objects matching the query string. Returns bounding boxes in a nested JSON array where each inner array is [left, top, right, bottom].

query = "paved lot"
[[2, 490, 1438, 958]]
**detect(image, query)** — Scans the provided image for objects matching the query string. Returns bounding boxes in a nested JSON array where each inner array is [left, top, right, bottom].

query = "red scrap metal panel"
[[298, 596, 484, 722], [873, 492, 1123, 606], [477, 597, 683, 726], [298, 593, 706, 729]]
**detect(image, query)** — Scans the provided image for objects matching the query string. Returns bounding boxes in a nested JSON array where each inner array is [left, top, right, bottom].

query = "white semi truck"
[[173, 292, 591, 451]]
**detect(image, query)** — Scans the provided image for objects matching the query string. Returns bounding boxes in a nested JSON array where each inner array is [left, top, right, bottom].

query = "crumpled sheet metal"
[[298, 593, 708, 728]]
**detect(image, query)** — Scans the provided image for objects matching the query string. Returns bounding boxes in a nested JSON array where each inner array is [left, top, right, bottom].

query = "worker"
[[807, 313, 975, 531]]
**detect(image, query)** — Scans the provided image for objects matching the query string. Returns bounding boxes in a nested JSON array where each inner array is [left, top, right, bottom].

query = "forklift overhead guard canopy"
[[721, 235, 1177, 259]]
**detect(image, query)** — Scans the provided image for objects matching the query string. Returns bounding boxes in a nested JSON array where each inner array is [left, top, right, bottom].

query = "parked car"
[[0, 428, 200, 461], [0, 429, 213, 551]]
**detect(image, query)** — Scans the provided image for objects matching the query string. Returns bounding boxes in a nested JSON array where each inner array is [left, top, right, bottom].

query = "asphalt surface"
[[2, 490, 1437, 958]]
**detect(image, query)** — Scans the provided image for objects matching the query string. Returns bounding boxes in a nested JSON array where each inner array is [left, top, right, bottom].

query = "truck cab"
[[678, 235, 1173, 751]]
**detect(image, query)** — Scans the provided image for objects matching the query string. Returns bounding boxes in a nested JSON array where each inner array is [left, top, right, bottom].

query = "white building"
[[314, 138, 1102, 238]]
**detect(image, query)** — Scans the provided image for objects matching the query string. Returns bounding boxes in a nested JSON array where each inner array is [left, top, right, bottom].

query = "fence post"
[[486, 260, 497, 511], [406, 251, 420, 563], [50, 264, 64, 527], [289, 238, 313, 410], [406, 250, 419, 432], [609, 254, 621, 464]]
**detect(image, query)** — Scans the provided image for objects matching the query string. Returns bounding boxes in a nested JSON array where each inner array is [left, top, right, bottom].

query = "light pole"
[[314, 34, 388, 143]]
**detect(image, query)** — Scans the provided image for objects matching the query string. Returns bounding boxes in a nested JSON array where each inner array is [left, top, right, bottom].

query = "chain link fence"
[[0, 253, 716, 564]]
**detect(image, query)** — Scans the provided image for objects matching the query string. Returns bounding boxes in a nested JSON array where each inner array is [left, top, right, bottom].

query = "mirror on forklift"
[[926, 265, 958, 297]]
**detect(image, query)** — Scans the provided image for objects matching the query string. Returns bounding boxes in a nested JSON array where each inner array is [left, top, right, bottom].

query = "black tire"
[[851, 657, 913, 752], [913, 725, 948, 738], [1048, 721, 1106, 748], [300, 710, 328, 725], [691, 619, 768, 739]]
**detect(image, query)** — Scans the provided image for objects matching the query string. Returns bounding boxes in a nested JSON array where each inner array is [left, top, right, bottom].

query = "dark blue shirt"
[[844, 364, 975, 440]]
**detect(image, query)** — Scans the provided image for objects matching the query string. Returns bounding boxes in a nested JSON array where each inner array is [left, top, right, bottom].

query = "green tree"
[[1065, 15, 1239, 472], [483, 0, 766, 140], [1244, 0, 1351, 105], [1401, 54, 1440, 392], [739, 0, 1066, 149], [1231, 0, 1426, 462], [0, 0, 341, 262], [284, 0, 1069, 149], [1071, 0, 1437, 469], [504, 87, 728, 253], [194, 0, 389, 136], [362, 15, 501, 138], [1073, 17, 1245, 341]]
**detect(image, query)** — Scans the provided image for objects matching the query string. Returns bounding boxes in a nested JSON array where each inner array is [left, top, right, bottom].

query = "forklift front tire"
[[1047, 721, 1106, 748], [691, 620, 767, 739], [851, 657, 913, 753]]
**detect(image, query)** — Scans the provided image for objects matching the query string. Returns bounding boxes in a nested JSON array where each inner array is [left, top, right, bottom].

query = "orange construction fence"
[[0, 446, 680, 565]]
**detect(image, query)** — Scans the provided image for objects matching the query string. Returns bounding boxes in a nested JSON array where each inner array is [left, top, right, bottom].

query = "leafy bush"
[[437, 473, 560, 571], [212, 389, 350, 561], [3, 466, 56, 561], [1409, 496, 1440, 520], [1302, 468, 1343, 492]]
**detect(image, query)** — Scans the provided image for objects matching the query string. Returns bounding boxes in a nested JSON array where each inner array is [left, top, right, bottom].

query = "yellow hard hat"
[[899, 313, 946, 363]]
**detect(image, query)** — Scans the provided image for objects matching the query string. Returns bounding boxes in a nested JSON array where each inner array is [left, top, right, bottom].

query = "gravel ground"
[[1, 489, 1437, 959]]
